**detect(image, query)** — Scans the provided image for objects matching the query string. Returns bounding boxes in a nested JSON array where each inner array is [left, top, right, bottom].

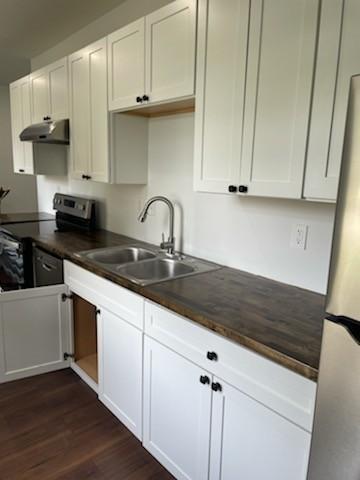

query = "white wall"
[[31, 0, 171, 70], [0, 86, 38, 213], [32, 0, 336, 294], [36, 113, 335, 294]]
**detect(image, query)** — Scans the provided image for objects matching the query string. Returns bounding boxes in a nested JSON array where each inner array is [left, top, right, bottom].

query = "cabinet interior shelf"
[[76, 354, 98, 383], [119, 97, 195, 118], [73, 294, 98, 385]]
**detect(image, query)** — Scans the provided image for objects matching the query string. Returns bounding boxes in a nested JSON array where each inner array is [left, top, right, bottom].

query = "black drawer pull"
[[200, 375, 210, 385], [211, 382, 222, 392], [207, 351, 218, 361]]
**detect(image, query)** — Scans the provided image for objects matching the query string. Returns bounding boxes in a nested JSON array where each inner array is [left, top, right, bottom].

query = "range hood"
[[20, 119, 69, 145]]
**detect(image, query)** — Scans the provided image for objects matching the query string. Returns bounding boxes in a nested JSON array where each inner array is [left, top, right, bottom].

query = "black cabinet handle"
[[200, 375, 210, 385], [82, 174, 92, 180], [238, 185, 248, 193], [142, 94, 149, 102], [43, 116, 51, 121], [207, 351, 218, 361], [211, 382, 222, 392], [228, 185, 237, 193], [136, 96, 143, 103], [19, 169, 25, 173]]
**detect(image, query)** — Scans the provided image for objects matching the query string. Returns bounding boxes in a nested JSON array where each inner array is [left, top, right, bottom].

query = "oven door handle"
[[41, 262, 55, 272]]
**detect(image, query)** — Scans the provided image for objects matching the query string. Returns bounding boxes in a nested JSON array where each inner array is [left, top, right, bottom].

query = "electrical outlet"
[[291, 224, 308, 250]]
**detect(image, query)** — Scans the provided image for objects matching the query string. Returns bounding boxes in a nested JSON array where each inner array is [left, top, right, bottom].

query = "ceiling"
[[0, 0, 127, 84]]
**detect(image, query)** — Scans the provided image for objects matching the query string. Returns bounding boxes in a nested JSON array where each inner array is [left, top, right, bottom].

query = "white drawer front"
[[145, 300, 316, 432], [64, 261, 144, 330]]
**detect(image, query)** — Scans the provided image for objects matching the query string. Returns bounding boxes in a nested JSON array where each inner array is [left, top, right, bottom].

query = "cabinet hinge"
[[64, 352, 75, 360], [61, 293, 73, 302]]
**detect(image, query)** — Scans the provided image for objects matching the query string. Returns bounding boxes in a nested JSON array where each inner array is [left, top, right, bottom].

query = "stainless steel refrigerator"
[[307, 75, 360, 479]]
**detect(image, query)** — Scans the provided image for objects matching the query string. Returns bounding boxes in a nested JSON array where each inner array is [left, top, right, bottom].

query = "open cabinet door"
[[0, 285, 71, 383]]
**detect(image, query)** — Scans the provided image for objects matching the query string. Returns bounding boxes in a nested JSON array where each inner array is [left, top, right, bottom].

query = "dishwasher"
[[33, 246, 64, 287]]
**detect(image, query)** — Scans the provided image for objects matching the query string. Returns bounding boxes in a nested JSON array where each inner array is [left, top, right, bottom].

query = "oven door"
[[0, 231, 25, 291]]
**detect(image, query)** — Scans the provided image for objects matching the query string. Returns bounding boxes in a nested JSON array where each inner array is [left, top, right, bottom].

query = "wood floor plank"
[[0, 369, 173, 480]]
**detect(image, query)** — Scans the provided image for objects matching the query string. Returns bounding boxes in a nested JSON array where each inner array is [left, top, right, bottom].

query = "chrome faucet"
[[138, 196, 175, 255]]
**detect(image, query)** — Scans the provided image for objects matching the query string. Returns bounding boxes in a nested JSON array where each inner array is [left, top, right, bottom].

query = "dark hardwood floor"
[[0, 369, 173, 480]]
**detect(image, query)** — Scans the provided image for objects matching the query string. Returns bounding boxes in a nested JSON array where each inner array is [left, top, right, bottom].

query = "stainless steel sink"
[[76, 244, 220, 286], [116, 258, 195, 284], [77, 245, 157, 266]]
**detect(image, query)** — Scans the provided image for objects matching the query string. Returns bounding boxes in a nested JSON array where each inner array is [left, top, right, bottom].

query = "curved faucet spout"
[[138, 196, 175, 255]]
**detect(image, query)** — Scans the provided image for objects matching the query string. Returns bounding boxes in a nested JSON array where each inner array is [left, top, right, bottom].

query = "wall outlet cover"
[[291, 224, 309, 250]]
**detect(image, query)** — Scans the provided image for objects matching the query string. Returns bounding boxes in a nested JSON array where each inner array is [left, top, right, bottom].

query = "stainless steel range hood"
[[20, 119, 69, 145]]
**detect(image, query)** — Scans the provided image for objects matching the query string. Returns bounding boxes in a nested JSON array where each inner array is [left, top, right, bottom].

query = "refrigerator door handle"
[[329, 316, 360, 344]]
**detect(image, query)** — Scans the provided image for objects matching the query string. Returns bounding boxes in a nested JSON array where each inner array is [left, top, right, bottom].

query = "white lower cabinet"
[[209, 377, 311, 480], [98, 307, 143, 439], [0, 285, 71, 383], [2, 261, 313, 480], [143, 336, 211, 480], [143, 301, 315, 480]]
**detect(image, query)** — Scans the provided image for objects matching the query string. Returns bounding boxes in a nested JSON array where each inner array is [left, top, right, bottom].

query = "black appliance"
[[0, 193, 95, 291], [33, 247, 64, 287]]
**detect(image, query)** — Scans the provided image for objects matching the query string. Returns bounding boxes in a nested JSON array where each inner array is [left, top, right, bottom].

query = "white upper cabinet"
[[30, 57, 68, 123], [240, 0, 319, 198], [108, 19, 145, 111], [145, 0, 197, 104], [194, 0, 319, 198], [9, 75, 34, 175], [194, 0, 249, 193], [69, 38, 109, 183], [108, 0, 197, 112], [304, 0, 360, 201]]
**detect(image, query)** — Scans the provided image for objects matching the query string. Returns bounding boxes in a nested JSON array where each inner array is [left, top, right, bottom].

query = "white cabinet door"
[[108, 18, 145, 111], [145, 0, 197, 104], [30, 68, 50, 124], [30, 57, 68, 123], [241, 0, 319, 198], [143, 336, 211, 480], [47, 57, 68, 121], [9, 75, 34, 175], [304, 0, 360, 201], [0, 285, 71, 383], [88, 40, 109, 183], [194, 0, 249, 193], [98, 307, 143, 439], [69, 38, 109, 182], [210, 378, 311, 480], [69, 47, 90, 180]]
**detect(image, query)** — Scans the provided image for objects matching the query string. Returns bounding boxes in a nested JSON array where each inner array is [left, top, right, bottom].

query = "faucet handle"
[[160, 233, 166, 250]]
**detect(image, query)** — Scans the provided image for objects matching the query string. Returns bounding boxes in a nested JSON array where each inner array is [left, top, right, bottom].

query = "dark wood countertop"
[[9, 222, 324, 381], [0, 212, 55, 225]]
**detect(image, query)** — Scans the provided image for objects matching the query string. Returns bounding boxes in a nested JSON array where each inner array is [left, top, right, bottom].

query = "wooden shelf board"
[[76, 354, 98, 383], [118, 97, 195, 118]]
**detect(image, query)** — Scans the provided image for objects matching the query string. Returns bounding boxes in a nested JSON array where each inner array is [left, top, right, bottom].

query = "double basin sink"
[[76, 245, 220, 286]]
